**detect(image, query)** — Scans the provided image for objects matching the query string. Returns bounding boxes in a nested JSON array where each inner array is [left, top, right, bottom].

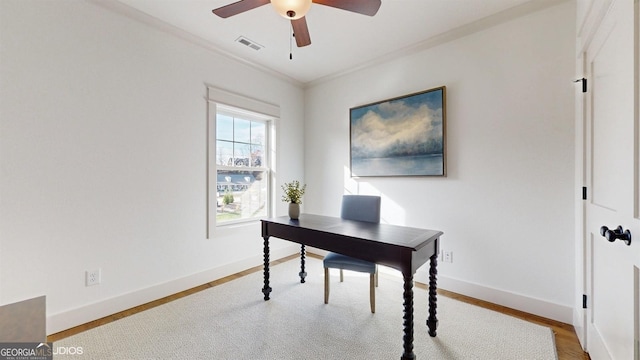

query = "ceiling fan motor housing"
[[271, 0, 312, 20]]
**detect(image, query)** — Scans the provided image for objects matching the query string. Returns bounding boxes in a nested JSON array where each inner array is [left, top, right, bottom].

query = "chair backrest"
[[341, 195, 381, 223]]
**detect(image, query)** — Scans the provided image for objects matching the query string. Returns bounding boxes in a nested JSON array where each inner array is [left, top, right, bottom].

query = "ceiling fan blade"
[[312, 0, 381, 16], [291, 17, 311, 47], [212, 0, 270, 18]]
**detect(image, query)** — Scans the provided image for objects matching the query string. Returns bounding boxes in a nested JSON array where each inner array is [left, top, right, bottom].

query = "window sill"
[[210, 219, 261, 238]]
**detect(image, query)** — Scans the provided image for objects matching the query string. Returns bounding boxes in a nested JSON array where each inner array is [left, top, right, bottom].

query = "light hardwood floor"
[[48, 254, 590, 360], [430, 288, 590, 360]]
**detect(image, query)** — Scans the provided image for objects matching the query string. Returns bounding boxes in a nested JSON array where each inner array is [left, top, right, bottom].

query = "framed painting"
[[350, 86, 446, 177]]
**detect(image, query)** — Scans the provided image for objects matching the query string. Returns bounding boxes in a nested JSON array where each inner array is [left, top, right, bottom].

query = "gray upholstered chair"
[[323, 195, 381, 313]]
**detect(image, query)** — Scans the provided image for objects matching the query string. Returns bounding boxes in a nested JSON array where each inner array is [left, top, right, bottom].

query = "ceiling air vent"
[[235, 36, 263, 51]]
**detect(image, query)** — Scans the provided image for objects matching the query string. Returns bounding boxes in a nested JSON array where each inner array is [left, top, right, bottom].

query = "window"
[[206, 86, 278, 236], [214, 105, 270, 225]]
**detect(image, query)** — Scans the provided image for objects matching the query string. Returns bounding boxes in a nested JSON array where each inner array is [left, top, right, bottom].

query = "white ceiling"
[[109, 0, 555, 85]]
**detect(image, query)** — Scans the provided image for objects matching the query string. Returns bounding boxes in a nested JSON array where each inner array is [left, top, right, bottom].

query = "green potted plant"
[[281, 180, 306, 220]]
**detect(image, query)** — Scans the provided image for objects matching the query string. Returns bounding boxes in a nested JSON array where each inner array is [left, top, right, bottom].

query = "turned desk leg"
[[426, 253, 438, 337], [299, 244, 307, 283], [401, 273, 416, 360], [262, 236, 272, 301]]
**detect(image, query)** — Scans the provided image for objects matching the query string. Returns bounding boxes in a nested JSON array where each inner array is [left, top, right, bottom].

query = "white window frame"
[[206, 86, 279, 237]]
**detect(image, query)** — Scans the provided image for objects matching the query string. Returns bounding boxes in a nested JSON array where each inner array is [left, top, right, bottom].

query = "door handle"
[[600, 225, 632, 246], [600, 225, 622, 237]]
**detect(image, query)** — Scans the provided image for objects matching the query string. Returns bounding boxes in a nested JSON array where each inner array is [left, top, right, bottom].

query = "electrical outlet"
[[443, 251, 453, 263], [86, 269, 101, 286]]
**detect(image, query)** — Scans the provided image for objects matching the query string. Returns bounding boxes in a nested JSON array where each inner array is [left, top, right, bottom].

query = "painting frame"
[[349, 86, 447, 177]]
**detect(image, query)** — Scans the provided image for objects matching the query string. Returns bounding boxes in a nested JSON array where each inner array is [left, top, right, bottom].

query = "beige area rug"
[[53, 257, 557, 359]]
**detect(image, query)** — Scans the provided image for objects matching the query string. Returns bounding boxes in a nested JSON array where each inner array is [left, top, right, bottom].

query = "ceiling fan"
[[212, 0, 382, 47]]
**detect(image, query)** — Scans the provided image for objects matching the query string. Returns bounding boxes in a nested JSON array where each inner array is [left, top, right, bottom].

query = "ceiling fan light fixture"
[[271, 0, 312, 20]]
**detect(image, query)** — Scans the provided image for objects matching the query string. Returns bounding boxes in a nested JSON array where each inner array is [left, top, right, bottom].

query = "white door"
[[582, 0, 639, 359]]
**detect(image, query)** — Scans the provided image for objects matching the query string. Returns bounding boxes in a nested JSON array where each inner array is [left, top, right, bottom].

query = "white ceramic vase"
[[288, 203, 300, 220]]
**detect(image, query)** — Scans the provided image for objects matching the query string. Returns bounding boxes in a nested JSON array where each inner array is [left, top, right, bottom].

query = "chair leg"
[[339, 269, 344, 282], [324, 267, 329, 304], [375, 265, 379, 287], [369, 273, 375, 313]]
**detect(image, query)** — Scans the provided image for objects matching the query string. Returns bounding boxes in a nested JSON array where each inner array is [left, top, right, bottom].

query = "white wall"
[[0, 0, 577, 334], [304, 2, 576, 322], [0, 0, 304, 333]]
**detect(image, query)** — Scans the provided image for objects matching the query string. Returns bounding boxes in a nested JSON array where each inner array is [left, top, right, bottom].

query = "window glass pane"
[[216, 140, 234, 166], [233, 143, 251, 166], [234, 118, 251, 144], [251, 121, 266, 145], [216, 170, 268, 223], [217, 114, 234, 142], [251, 145, 263, 167]]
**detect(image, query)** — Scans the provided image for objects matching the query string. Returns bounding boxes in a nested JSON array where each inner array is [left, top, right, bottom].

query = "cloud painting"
[[350, 87, 446, 177]]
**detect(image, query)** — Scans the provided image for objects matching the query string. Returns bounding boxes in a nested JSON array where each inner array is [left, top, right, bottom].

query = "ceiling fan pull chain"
[[289, 25, 293, 60]]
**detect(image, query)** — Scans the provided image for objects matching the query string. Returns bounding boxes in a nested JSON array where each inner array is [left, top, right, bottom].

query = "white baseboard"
[[308, 247, 574, 323], [414, 270, 574, 324], [309, 247, 574, 324], [47, 244, 300, 335]]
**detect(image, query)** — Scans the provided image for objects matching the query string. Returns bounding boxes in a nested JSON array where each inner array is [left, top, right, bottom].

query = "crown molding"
[[88, 0, 568, 90], [305, 0, 571, 89], [87, 0, 304, 89]]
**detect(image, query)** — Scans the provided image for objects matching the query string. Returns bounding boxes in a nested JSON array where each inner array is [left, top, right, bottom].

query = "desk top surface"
[[262, 214, 442, 251]]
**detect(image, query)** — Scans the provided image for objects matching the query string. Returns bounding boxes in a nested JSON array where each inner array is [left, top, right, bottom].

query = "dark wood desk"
[[260, 214, 443, 360]]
